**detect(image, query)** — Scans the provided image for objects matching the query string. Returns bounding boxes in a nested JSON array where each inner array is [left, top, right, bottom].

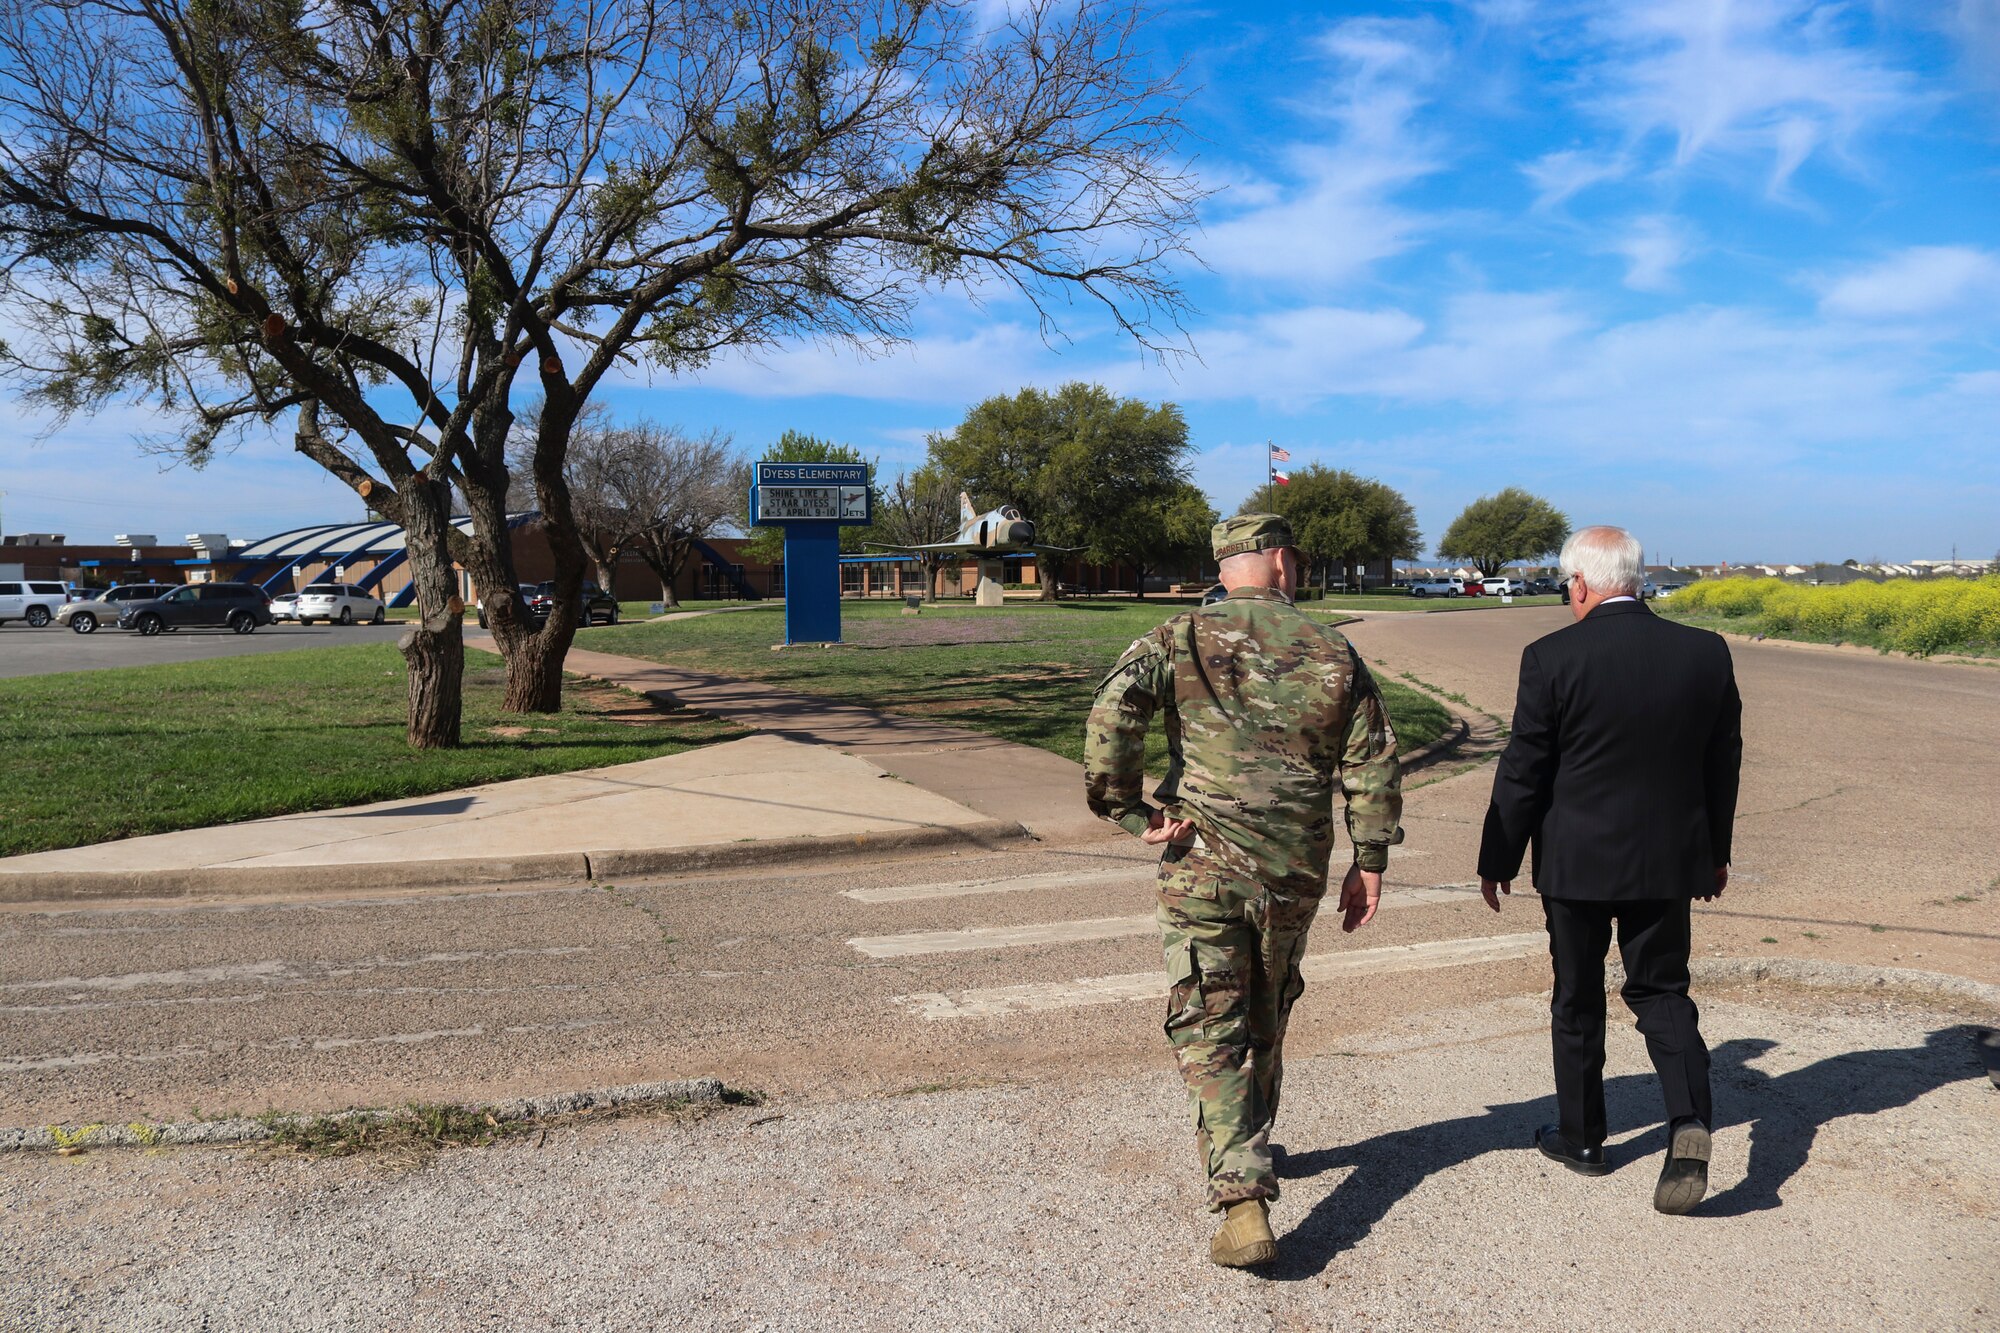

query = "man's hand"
[[1480, 877, 1511, 912], [1339, 863, 1382, 933], [1700, 865, 1728, 902], [1140, 809, 1197, 846]]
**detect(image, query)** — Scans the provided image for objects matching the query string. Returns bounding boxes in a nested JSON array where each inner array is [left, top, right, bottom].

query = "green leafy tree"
[[1437, 488, 1570, 576], [929, 382, 1192, 598], [1096, 480, 1217, 598], [740, 431, 876, 564], [870, 463, 963, 601], [1256, 465, 1421, 590], [0, 0, 1197, 746]]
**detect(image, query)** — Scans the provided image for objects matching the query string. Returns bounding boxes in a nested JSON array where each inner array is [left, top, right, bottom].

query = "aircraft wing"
[[862, 540, 982, 555]]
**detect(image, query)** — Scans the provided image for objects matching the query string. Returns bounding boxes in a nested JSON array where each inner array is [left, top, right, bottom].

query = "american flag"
[[1269, 445, 1291, 462]]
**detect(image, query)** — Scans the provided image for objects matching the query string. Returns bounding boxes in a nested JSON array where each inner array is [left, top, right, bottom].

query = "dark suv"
[[526, 581, 620, 627], [118, 583, 275, 636]]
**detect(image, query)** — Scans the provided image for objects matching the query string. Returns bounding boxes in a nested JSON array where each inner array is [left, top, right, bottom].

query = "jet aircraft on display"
[[869, 493, 1074, 557]]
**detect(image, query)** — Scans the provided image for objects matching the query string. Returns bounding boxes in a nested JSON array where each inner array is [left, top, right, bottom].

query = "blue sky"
[[4, 0, 1997, 563]]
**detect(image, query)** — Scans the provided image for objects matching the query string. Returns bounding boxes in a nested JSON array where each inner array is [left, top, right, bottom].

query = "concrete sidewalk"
[[0, 733, 1019, 901], [534, 637, 1114, 844]]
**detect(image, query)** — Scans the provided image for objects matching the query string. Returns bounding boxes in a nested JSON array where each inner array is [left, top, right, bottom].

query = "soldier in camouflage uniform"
[[1083, 513, 1403, 1268]]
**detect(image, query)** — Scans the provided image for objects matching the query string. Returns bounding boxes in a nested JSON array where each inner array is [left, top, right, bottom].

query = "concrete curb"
[[0, 819, 1028, 906], [0, 1077, 726, 1153], [1397, 714, 1472, 772]]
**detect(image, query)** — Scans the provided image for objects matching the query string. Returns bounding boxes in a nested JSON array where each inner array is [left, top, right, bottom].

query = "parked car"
[[0, 580, 72, 628], [1481, 576, 1525, 596], [268, 591, 301, 622], [1201, 582, 1228, 605], [1655, 581, 1687, 599], [1526, 577, 1561, 596], [295, 582, 385, 625], [117, 583, 274, 635], [1407, 577, 1464, 598], [55, 583, 178, 634], [475, 583, 539, 630], [525, 581, 620, 627]]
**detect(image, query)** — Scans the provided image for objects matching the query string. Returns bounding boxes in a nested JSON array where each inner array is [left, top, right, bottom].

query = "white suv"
[[0, 580, 71, 627], [1481, 576, 1525, 596], [295, 582, 386, 625], [1407, 577, 1464, 598]]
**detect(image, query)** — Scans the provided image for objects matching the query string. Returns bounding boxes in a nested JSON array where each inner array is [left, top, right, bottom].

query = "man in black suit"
[[1477, 525, 1742, 1214]]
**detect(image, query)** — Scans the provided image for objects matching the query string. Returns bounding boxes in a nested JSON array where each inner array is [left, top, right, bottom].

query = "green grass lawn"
[[586, 599, 1455, 768], [0, 646, 743, 858]]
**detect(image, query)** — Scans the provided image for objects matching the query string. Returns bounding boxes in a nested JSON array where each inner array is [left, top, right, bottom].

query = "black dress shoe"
[[1535, 1124, 1609, 1176], [1654, 1118, 1712, 1215]]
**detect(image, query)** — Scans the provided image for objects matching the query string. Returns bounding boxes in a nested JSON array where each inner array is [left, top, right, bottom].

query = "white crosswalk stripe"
[[846, 883, 1485, 959], [842, 853, 1436, 904], [842, 868, 1147, 904], [891, 932, 1547, 1020]]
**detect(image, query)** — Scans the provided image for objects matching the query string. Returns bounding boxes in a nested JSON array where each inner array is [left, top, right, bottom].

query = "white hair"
[[1559, 526, 1643, 595]]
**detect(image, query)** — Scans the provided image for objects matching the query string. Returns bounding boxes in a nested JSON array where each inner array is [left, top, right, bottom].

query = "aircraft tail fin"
[[959, 491, 976, 523]]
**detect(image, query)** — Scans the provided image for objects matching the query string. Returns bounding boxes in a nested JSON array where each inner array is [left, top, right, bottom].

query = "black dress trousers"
[[1542, 895, 1713, 1147]]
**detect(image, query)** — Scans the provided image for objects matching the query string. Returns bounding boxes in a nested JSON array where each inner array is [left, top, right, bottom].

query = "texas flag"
[[1272, 470, 1290, 485], [1269, 445, 1291, 462]]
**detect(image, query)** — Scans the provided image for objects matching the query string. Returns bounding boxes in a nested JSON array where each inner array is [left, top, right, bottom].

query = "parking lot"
[[0, 619, 407, 679]]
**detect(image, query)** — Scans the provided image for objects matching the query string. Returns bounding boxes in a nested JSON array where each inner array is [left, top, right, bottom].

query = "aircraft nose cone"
[[1010, 520, 1036, 546]]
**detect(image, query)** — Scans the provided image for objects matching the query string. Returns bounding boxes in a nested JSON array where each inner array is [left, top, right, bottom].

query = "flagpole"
[[1266, 440, 1274, 511]]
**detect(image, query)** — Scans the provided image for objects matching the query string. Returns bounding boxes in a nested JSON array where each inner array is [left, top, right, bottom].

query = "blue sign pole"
[[750, 461, 872, 646], [780, 523, 842, 644]]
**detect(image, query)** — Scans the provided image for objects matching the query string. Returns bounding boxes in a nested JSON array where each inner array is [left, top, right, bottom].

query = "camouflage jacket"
[[1084, 587, 1404, 887]]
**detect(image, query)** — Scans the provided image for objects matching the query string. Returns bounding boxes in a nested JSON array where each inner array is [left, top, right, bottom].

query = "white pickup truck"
[[1407, 577, 1464, 598]]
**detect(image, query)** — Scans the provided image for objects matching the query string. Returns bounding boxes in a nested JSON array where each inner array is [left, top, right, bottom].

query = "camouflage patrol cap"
[[1212, 513, 1296, 561]]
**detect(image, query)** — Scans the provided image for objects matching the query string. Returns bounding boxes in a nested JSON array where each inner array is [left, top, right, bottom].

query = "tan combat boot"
[[1209, 1199, 1277, 1268]]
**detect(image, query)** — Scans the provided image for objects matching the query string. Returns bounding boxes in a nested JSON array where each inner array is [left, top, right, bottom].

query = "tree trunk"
[[393, 479, 464, 749], [660, 577, 680, 608], [594, 557, 618, 593], [502, 619, 575, 713]]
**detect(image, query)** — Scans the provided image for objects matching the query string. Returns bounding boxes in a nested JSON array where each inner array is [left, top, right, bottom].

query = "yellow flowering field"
[[1665, 576, 2000, 656]]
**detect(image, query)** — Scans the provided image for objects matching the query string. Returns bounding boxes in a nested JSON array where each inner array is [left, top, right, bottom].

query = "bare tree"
[[619, 424, 738, 607], [511, 402, 643, 593], [0, 0, 1197, 747], [872, 462, 962, 600]]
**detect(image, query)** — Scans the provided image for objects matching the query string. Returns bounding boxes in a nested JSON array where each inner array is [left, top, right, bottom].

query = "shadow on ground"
[[1266, 1026, 1991, 1281]]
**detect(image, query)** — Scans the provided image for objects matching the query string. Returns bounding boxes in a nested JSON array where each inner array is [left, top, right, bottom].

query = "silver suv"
[[56, 583, 178, 634]]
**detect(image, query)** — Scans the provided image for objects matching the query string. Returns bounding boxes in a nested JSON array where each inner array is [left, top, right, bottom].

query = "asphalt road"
[[5, 995, 1992, 1330], [2, 604, 1996, 1329], [1340, 607, 2000, 985], [0, 619, 406, 678], [1, 608, 1995, 1126]]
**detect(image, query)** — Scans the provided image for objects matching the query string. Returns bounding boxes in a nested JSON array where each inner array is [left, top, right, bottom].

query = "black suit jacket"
[[1477, 601, 1742, 900]]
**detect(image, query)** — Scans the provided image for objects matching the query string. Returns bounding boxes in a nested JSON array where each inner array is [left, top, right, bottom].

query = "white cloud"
[[1588, 0, 1919, 192], [1198, 17, 1445, 287], [1817, 246, 2000, 319], [1522, 148, 1630, 211], [1607, 214, 1697, 291]]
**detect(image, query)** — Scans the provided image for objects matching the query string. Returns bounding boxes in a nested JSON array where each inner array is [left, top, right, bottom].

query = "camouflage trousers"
[[1156, 845, 1324, 1212]]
